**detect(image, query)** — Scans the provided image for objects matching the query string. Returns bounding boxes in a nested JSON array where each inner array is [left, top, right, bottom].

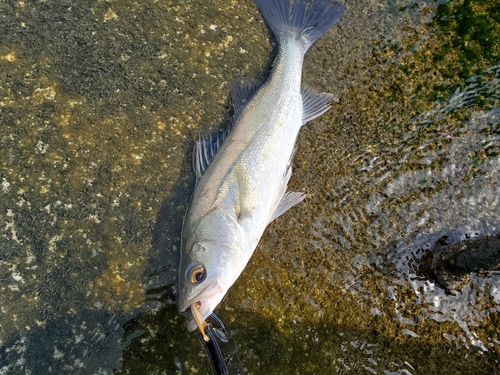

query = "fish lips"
[[177, 278, 224, 331]]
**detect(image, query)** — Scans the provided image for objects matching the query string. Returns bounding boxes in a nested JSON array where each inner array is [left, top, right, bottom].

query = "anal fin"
[[302, 84, 335, 125]]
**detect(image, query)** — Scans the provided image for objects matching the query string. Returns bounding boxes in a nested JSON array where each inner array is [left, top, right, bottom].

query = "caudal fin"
[[254, 0, 345, 51]]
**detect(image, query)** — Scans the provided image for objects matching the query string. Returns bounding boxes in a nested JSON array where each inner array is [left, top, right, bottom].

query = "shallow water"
[[0, 0, 499, 374]]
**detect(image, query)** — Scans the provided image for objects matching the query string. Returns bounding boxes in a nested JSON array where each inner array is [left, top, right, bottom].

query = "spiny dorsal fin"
[[193, 130, 227, 182], [302, 84, 335, 125], [193, 77, 264, 183]]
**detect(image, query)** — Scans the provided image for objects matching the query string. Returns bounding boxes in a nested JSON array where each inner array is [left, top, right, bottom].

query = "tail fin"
[[254, 0, 345, 51]]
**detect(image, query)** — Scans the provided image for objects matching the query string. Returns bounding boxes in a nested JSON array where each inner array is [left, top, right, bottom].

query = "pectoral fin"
[[235, 166, 257, 221]]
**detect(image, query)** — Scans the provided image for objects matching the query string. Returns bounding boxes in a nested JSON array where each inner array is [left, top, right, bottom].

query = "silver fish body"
[[177, 0, 345, 331]]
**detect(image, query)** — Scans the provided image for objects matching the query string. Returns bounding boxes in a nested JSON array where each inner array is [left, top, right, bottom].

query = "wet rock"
[[418, 234, 500, 293]]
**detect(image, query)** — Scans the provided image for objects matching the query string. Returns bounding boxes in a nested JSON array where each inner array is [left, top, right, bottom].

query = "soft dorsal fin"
[[193, 77, 264, 183], [231, 76, 263, 116], [302, 84, 334, 125]]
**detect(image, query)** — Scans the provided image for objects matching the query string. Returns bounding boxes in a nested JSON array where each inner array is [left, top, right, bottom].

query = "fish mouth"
[[177, 278, 217, 313], [184, 300, 213, 332], [177, 279, 223, 331]]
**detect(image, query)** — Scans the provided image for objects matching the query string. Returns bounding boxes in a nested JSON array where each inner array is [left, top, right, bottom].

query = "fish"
[[176, 0, 345, 332]]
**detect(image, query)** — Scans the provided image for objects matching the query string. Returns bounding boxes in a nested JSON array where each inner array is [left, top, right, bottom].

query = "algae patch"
[[434, 0, 500, 80]]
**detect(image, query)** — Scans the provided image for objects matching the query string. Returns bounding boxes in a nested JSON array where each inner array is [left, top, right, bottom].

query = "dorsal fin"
[[301, 84, 334, 124], [231, 76, 263, 117], [193, 77, 264, 183], [193, 131, 227, 182]]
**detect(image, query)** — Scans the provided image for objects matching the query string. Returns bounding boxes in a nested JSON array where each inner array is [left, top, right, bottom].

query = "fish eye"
[[188, 265, 206, 284]]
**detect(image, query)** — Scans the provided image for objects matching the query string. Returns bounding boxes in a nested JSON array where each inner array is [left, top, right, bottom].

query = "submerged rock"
[[418, 234, 500, 292]]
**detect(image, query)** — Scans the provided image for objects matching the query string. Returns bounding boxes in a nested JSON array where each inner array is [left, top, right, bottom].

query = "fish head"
[[177, 235, 246, 331]]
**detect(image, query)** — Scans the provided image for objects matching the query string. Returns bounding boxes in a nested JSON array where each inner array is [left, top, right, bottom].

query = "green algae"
[[385, 0, 500, 103], [434, 0, 500, 80]]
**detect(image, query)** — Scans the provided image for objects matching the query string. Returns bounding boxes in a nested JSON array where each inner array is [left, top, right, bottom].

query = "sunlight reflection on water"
[[316, 66, 500, 355]]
